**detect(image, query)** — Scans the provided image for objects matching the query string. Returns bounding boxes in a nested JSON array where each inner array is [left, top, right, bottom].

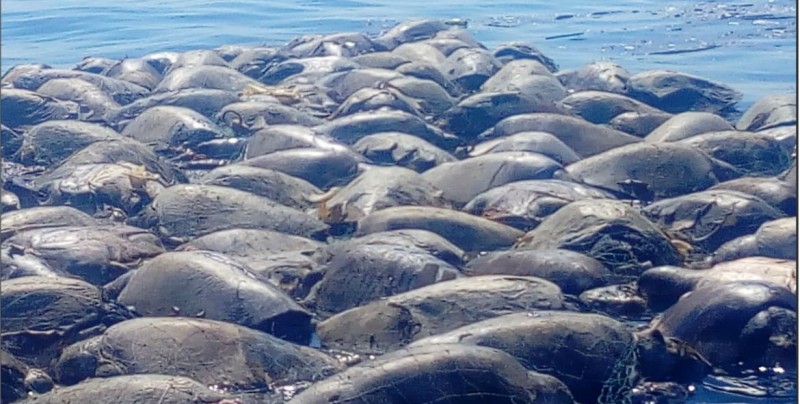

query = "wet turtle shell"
[[516, 199, 681, 279], [0, 206, 99, 242], [305, 242, 461, 318], [2, 225, 164, 285], [36, 78, 121, 123], [325, 228, 465, 267], [154, 65, 271, 93], [678, 130, 792, 177], [566, 142, 733, 200], [242, 148, 361, 190], [53, 317, 343, 390], [463, 179, 613, 231], [128, 184, 329, 246], [315, 109, 461, 151], [642, 189, 785, 252], [557, 90, 665, 125], [410, 311, 640, 404], [493, 42, 558, 72], [1, 190, 20, 213], [644, 111, 733, 143], [1, 89, 78, 129], [736, 93, 796, 132], [16, 374, 234, 404], [646, 281, 796, 371], [353, 131, 456, 172], [422, 152, 565, 207], [108, 88, 239, 130], [32, 161, 169, 217], [468, 131, 581, 165], [464, 248, 612, 295], [355, 206, 525, 252], [627, 70, 742, 114], [318, 165, 449, 224], [291, 343, 574, 404], [709, 177, 797, 216], [103, 58, 162, 91], [1, 276, 133, 370], [199, 164, 322, 210], [713, 217, 797, 262], [639, 257, 796, 312], [479, 112, 641, 158], [117, 250, 314, 343], [557, 61, 630, 94], [317, 275, 565, 354], [14, 120, 123, 167]]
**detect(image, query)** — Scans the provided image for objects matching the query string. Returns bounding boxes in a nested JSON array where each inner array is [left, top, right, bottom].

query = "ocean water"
[[1, 1, 797, 403]]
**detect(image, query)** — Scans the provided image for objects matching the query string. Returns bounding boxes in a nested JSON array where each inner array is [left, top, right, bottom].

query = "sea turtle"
[[557, 90, 666, 125], [128, 184, 329, 246], [642, 189, 785, 252], [3, 67, 148, 105], [464, 248, 612, 295], [492, 42, 558, 72], [2, 225, 164, 285], [468, 131, 581, 164], [442, 47, 501, 92], [557, 61, 630, 94], [353, 131, 456, 172], [199, 164, 322, 210], [463, 179, 613, 231], [31, 161, 169, 217], [709, 177, 796, 216], [241, 148, 361, 189], [566, 142, 734, 200], [639, 258, 796, 311], [1, 190, 20, 213], [516, 199, 681, 280], [355, 205, 525, 252], [713, 217, 797, 263], [1, 276, 134, 370], [678, 130, 792, 177], [314, 108, 461, 151], [120, 106, 230, 159], [638, 281, 796, 374], [438, 90, 561, 140], [107, 88, 239, 130], [627, 70, 742, 114], [291, 344, 574, 403], [117, 250, 314, 343], [316, 165, 449, 224], [736, 93, 796, 132], [317, 275, 565, 354], [1, 88, 78, 129], [53, 317, 343, 391], [609, 110, 673, 138], [304, 242, 461, 318], [13, 120, 123, 167], [103, 58, 162, 90], [0, 206, 99, 242], [36, 78, 121, 123], [410, 311, 640, 404], [479, 112, 641, 157], [16, 374, 237, 404], [422, 152, 565, 206]]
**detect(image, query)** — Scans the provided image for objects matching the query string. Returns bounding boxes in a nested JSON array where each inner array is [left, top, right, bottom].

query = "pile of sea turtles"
[[1, 19, 796, 404]]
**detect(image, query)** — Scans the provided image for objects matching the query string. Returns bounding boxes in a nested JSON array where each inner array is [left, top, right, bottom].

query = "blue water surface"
[[1, 1, 797, 403]]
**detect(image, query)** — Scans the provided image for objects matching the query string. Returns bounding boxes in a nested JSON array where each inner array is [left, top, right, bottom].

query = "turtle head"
[[634, 328, 712, 382]]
